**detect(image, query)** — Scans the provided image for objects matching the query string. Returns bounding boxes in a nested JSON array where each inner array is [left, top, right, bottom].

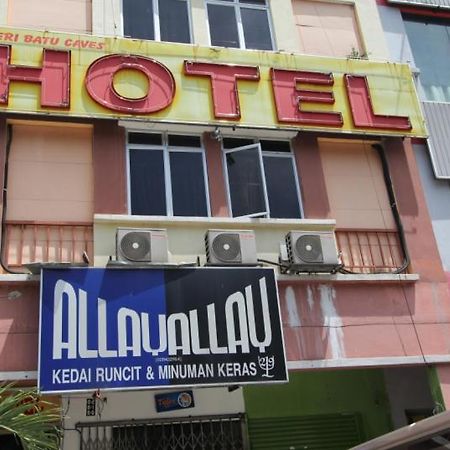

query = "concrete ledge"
[[277, 273, 420, 283], [94, 214, 336, 231], [287, 354, 450, 370], [0, 371, 38, 381], [0, 274, 39, 283], [0, 271, 419, 284]]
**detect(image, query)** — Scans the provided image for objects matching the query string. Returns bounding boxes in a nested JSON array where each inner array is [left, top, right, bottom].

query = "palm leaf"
[[0, 383, 61, 450]]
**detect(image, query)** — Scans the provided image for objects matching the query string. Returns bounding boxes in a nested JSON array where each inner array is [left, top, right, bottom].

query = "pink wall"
[[293, 133, 330, 219], [1, 126, 448, 395], [204, 132, 230, 217], [8, 0, 92, 34], [0, 284, 39, 372], [93, 121, 127, 214], [279, 136, 450, 368], [280, 280, 450, 362], [3, 277, 449, 373]]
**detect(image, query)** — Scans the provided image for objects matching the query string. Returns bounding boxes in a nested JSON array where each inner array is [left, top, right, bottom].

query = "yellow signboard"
[[0, 27, 426, 137]]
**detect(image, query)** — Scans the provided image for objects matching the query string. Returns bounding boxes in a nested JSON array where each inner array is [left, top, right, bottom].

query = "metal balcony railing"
[[3, 221, 93, 271], [336, 229, 405, 274], [1, 222, 405, 275]]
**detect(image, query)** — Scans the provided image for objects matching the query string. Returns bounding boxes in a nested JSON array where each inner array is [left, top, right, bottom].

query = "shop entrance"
[[76, 414, 247, 450]]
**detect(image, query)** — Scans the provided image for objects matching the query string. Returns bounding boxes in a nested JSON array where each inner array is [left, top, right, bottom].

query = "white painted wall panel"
[[414, 143, 450, 271], [377, 5, 416, 64]]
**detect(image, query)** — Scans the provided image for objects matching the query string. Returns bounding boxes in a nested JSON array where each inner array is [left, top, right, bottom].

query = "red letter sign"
[[184, 61, 260, 119], [345, 75, 411, 130], [271, 69, 343, 127], [0, 45, 70, 108], [85, 55, 175, 114]]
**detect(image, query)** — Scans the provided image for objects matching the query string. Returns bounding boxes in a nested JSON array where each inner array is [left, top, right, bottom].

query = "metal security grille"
[[248, 413, 364, 450], [76, 414, 248, 450], [388, 0, 450, 8]]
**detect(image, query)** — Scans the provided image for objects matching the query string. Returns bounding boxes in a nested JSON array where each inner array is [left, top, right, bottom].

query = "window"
[[7, 0, 91, 34], [403, 15, 450, 103], [206, 0, 274, 50], [223, 138, 302, 218], [127, 133, 209, 217], [7, 124, 93, 222], [122, 0, 191, 43], [292, 0, 364, 58], [319, 138, 395, 229]]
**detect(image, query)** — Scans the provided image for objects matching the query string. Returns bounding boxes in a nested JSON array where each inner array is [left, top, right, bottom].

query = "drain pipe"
[[0, 124, 23, 274], [372, 143, 410, 274]]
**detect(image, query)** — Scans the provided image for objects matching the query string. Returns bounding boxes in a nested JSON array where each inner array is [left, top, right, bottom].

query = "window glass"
[[128, 134, 208, 217], [241, 7, 273, 50], [168, 135, 201, 147], [226, 145, 267, 217], [223, 137, 254, 149], [225, 140, 301, 218], [123, 0, 154, 40], [260, 140, 291, 152], [123, 0, 190, 43], [159, 0, 191, 43], [208, 4, 240, 48], [129, 149, 166, 215], [129, 132, 162, 146], [403, 16, 450, 102], [263, 156, 301, 218], [170, 152, 208, 216], [206, 0, 273, 50]]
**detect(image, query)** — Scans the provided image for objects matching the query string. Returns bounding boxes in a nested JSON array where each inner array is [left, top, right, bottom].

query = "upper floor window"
[[293, 0, 364, 58], [206, 0, 274, 50], [127, 133, 209, 217], [123, 0, 191, 43], [403, 15, 450, 103], [223, 138, 302, 218]]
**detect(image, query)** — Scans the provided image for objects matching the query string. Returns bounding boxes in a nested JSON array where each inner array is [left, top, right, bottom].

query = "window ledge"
[[0, 274, 39, 284], [94, 214, 336, 231], [277, 273, 419, 283]]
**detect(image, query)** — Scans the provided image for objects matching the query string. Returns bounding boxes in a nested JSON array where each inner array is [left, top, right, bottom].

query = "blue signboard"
[[38, 267, 287, 393]]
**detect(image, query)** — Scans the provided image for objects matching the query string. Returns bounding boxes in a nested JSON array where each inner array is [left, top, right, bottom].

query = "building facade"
[[0, 0, 449, 449]]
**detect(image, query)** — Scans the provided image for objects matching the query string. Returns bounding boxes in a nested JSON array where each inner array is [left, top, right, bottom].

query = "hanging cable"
[[0, 124, 24, 274]]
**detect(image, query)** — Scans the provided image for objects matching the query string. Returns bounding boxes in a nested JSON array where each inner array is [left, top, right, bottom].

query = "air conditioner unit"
[[205, 230, 258, 265], [116, 228, 168, 263], [285, 231, 340, 273]]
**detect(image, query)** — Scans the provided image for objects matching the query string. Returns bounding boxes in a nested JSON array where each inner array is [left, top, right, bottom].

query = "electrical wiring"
[[0, 125, 27, 275]]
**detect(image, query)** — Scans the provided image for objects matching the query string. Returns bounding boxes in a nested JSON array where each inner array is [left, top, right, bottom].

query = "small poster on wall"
[[155, 390, 195, 413]]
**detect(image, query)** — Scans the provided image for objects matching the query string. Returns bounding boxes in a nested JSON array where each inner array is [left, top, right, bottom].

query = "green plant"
[[347, 47, 368, 60], [0, 383, 61, 450]]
